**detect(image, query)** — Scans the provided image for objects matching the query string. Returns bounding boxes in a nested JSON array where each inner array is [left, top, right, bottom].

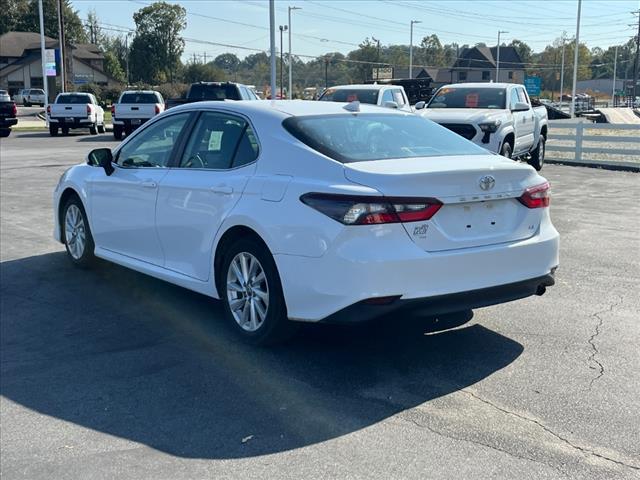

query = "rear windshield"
[[283, 113, 486, 163], [428, 87, 506, 109], [120, 92, 160, 104], [56, 94, 91, 104], [318, 89, 379, 104], [188, 84, 241, 101]]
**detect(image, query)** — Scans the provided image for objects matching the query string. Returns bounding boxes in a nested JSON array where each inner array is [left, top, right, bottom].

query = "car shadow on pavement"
[[0, 252, 523, 459]]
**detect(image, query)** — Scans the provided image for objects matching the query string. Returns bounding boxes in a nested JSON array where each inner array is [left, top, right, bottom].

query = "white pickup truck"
[[111, 90, 165, 140], [48, 92, 105, 136], [416, 83, 548, 170], [318, 84, 413, 112]]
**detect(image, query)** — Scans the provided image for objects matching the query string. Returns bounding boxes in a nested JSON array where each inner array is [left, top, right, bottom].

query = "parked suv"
[[318, 84, 412, 112], [18, 89, 46, 107], [166, 82, 259, 109]]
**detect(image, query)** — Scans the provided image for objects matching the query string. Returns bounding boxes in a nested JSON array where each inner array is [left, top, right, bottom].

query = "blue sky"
[[75, 0, 640, 61]]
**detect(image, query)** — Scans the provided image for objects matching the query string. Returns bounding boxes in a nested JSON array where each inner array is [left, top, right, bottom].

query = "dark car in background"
[[166, 82, 260, 109]]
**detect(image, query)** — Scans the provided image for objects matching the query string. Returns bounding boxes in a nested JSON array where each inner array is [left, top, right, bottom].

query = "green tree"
[[213, 53, 240, 73], [129, 1, 186, 83], [419, 34, 445, 67], [182, 61, 225, 83], [103, 50, 125, 83], [3, 0, 87, 43], [510, 39, 532, 65]]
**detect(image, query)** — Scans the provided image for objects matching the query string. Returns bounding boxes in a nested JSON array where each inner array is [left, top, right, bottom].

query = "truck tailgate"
[[114, 104, 157, 119]]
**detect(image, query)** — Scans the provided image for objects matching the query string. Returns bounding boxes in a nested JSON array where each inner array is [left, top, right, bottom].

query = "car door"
[[90, 112, 192, 266], [155, 111, 259, 281], [509, 87, 528, 154], [517, 87, 536, 149]]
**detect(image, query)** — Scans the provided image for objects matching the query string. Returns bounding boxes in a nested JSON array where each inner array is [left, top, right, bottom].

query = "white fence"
[[546, 122, 640, 163]]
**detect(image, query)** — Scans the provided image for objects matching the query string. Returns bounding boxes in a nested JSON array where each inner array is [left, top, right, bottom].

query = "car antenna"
[[343, 101, 360, 112]]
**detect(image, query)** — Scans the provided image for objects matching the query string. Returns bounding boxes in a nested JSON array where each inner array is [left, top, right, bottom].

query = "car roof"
[[439, 83, 516, 89], [171, 99, 408, 119], [121, 90, 159, 94], [326, 84, 395, 91]]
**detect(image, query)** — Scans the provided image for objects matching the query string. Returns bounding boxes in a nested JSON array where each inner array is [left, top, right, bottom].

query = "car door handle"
[[141, 181, 157, 188], [210, 185, 233, 195]]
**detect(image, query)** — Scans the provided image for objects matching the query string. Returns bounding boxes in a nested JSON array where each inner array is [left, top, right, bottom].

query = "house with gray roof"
[[450, 46, 526, 84]]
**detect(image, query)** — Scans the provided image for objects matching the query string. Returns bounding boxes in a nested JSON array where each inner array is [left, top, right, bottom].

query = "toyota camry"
[[54, 100, 559, 344]]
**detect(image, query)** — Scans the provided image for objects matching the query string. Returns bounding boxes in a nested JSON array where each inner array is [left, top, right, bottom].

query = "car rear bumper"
[[113, 118, 150, 127], [49, 117, 92, 127], [321, 273, 555, 324], [0, 118, 18, 128], [275, 215, 559, 322]]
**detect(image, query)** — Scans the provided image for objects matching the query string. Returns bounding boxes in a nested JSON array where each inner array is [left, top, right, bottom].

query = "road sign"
[[372, 67, 393, 80], [524, 76, 541, 96]]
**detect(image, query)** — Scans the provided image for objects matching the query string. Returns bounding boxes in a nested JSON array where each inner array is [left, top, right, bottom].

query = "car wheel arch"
[[212, 224, 278, 299], [58, 188, 86, 242]]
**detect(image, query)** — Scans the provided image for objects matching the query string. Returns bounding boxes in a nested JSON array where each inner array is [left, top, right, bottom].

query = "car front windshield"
[[56, 95, 91, 104], [318, 89, 379, 104], [283, 113, 486, 163], [428, 87, 506, 109]]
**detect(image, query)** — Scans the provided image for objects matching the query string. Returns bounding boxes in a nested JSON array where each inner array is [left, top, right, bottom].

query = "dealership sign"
[[45, 49, 56, 76], [372, 67, 393, 80]]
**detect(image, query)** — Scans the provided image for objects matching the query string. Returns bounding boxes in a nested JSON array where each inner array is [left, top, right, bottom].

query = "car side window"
[[116, 113, 189, 168], [179, 112, 259, 170], [517, 88, 529, 105], [509, 89, 520, 109], [392, 89, 406, 106], [381, 89, 394, 104]]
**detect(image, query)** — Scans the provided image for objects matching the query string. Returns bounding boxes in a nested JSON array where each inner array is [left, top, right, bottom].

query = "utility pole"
[[279, 25, 287, 98], [559, 32, 566, 109], [269, 0, 276, 100], [612, 45, 619, 107], [409, 20, 421, 79], [496, 30, 508, 82], [372, 36, 381, 79], [125, 33, 130, 87], [324, 56, 329, 89], [570, 0, 582, 118], [203, 51, 207, 64], [56, 0, 66, 92], [632, 10, 640, 100], [38, 0, 49, 118], [288, 6, 301, 99]]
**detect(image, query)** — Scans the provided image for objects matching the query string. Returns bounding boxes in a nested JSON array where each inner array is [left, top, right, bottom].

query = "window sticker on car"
[[208, 131, 222, 150], [465, 93, 479, 108]]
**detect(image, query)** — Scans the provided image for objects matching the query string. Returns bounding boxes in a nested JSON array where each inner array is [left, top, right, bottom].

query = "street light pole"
[[612, 45, 619, 107], [279, 25, 287, 98], [288, 6, 301, 100], [570, 0, 582, 118], [269, 0, 276, 101], [496, 30, 508, 82], [409, 20, 421, 79], [559, 32, 566, 110], [38, 0, 49, 116]]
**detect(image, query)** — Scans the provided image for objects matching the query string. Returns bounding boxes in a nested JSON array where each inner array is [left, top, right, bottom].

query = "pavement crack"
[[461, 389, 640, 472], [406, 417, 569, 478], [586, 295, 623, 390]]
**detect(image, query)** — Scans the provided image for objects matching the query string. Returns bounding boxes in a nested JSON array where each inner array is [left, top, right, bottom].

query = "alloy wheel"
[[64, 204, 86, 260], [226, 252, 269, 332]]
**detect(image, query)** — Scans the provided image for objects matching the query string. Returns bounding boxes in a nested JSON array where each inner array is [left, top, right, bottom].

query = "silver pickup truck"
[[416, 83, 548, 170]]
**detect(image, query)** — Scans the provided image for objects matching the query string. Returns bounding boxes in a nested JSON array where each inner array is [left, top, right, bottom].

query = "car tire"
[[0, 128, 11, 138], [89, 124, 97, 135], [62, 196, 95, 267], [61, 127, 69, 135], [220, 237, 296, 346], [49, 125, 59, 136], [97, 123, 105, 134], [500, 141, 513, 159], [113, 125, 123, 140], [528, 135, 545, 171]]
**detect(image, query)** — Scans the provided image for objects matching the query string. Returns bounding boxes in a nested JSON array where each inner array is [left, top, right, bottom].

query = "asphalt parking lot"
[[1, 131, 639, 479]]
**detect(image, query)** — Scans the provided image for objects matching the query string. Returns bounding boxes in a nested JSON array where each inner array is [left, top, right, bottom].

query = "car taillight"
[[46, 105, 50, 115], [518, 182, 550, 208], [12, 103, 17, 115], [111, 105, 115, 116], [154, 104, 160, 115], [86, 104, 91, 115], [300, 193, 442, 225]]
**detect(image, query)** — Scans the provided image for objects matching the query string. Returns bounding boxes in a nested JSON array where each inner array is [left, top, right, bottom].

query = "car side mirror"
[[414, 101, 426, 110], [512, 101, 530, 112], [383, 101, 399, 109], [87, 148, 114, 176]]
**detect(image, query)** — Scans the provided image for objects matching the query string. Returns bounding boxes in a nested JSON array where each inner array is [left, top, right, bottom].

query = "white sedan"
[[53, 100, 559, 345]]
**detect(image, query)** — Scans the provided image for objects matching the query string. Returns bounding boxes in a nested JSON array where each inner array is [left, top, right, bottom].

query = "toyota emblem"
[[479, 175, 496, 191]]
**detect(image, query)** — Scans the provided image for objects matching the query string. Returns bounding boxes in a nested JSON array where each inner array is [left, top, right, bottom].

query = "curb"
[[546, 158, 640, 173]]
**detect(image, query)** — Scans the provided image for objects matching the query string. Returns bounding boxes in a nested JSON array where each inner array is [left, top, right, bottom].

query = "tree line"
[[2, 0, 637, 98]]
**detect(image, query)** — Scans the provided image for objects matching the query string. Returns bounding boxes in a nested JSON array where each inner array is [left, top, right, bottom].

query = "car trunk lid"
[[343, 154, 544, 251]]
